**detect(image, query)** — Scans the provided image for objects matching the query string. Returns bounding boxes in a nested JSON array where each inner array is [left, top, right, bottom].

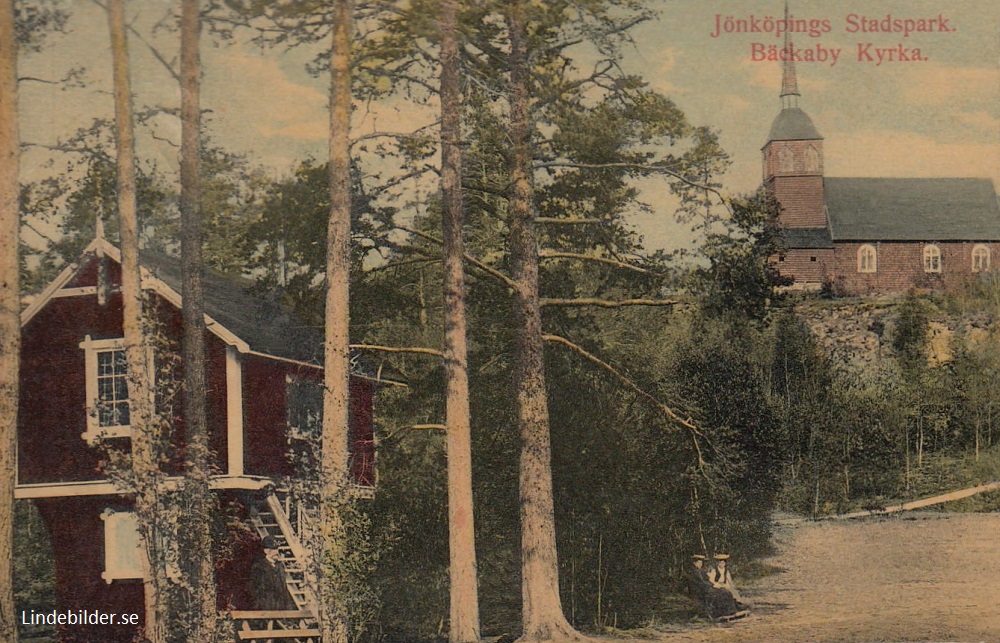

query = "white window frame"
[[100, 510, 144, 583], [923, 244, 942, 273], [80, 336, 153, 442], [972, 244, 991, 273], [858, 245, 877, 273]]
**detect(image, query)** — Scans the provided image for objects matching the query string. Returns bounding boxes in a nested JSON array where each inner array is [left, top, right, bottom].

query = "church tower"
[[762, 6, 827, 229]]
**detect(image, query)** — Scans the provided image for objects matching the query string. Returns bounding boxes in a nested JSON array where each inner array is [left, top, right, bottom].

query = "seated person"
[[687, 554, 712, 605], [706, 553, 746, 617]]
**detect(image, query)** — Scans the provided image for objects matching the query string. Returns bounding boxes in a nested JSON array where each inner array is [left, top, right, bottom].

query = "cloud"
[[738, 57, 833, 94], [720, 93, 753, 114], [898, 63, 998, 107], [955, 110, 1000, 133], [655, 46, 679, 74], [825, 128, 999, 183], [205, 50, 327, 143]]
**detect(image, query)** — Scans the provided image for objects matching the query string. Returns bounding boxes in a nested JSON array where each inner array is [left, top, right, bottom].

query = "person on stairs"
[[250, 535, 297, 611]]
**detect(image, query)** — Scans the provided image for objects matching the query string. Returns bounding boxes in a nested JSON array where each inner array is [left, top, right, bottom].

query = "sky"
[[17, 0, 1000, 254]]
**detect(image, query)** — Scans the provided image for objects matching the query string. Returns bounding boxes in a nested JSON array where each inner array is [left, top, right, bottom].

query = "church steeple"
[[780, 2, 800, 108], [762, 0, 826, 230]]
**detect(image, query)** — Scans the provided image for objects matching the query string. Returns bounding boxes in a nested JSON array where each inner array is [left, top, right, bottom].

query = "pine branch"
[[542, 333, 706, 467], [381, 423, 448, 445], [541, 298, 680, 308], [536, 217, 604, 225], [396, 225, 516, 289], [89, 0, 181, 82], [350, 120, 440, 147], [539, 250, 656, 275], [535, 160, 728, 202], [349, 343, 443, 358]]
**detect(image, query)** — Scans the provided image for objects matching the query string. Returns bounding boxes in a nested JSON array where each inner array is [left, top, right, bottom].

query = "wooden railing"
[[229, 610, 320, 642]]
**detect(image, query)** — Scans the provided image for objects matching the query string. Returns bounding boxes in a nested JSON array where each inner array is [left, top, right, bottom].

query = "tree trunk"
[[179, 0, 217, 639], [107, 1, 166, 639], [440, 0, 480, 640], [321, 1, 352, 641], [0, 0, 19, 637], [506, 4, 584, 641]]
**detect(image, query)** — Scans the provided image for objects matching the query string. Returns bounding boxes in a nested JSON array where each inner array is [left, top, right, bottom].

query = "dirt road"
[[656, 512, 1000, 643]]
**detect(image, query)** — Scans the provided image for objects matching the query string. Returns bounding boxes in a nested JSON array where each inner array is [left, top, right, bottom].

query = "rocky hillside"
[[790, 294, 996, 370]]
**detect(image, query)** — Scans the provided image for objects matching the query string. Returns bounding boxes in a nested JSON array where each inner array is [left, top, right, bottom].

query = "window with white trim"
[[101, 510, 144, 583], [972, 244, 991, 272], [858, 245, 877, 273], [80, 336, 132, 441], [923, 244, 942, 273]]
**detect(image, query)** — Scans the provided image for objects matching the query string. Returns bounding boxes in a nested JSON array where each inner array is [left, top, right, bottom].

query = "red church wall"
[[774, 249, 834, 284], [762, 139, 825, 179], [766, 175, 826, 228], [830, 242, 1000, 295]]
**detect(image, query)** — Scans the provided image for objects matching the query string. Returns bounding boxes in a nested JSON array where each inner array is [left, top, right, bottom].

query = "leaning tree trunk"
[[179, 0, 218, 639], [506, 3, 585, 641], [107, 1, 166, 640], [0, 0, 19, 638], [320, 0, 352, 641], [440, 0, 481, 640]]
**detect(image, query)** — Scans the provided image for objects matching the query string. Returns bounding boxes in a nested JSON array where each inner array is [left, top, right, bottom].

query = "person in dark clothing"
[[687, 554, 712, 605], [705, 553, 744, 618], [250, 535, 297, 611]]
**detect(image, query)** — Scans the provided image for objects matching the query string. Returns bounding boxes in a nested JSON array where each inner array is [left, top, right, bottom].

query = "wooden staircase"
[[241, 489, 319, 642], [230, 610, 320, 642]]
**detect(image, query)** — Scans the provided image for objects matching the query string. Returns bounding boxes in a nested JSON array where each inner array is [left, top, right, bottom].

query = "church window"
[[858, 245, 877, 273], [805, 145, 819, 172], [778, 146, 794, 173], [923, 245, 942, 273], [972, 245, 991, 272], [101, 510, 144, 583]]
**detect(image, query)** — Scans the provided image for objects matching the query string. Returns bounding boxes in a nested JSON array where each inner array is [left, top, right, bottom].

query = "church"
[[765, 48, 1000, 295]]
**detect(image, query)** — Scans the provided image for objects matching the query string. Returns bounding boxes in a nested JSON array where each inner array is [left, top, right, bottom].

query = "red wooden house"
[[15, 235, 401, 641]]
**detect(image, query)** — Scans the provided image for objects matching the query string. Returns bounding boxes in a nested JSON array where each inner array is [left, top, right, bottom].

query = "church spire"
[[780, 1, 800, 108]]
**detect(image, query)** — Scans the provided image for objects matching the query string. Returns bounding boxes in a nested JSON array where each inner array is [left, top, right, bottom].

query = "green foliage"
[[695, 190, 790, 321], [14, 501, 56, 640], [892, 291, 930, 370], [15, 2, 70, 52]]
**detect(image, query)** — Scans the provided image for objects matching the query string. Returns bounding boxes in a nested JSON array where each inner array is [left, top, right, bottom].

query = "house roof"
[[766, 107, 823, 143], [825, 177, 1000, 241], [780, 228, 833, 249], [22, 238, 405, 385]]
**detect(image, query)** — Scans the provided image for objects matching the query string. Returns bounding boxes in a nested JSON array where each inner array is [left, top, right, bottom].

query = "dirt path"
[[653, 512, 1000, 643]]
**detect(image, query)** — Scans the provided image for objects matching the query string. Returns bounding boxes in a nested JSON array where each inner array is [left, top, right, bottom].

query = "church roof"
[[780, 228, 833, 249], [766, 108, 822, 143], [825, 177, 1000, 241]]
